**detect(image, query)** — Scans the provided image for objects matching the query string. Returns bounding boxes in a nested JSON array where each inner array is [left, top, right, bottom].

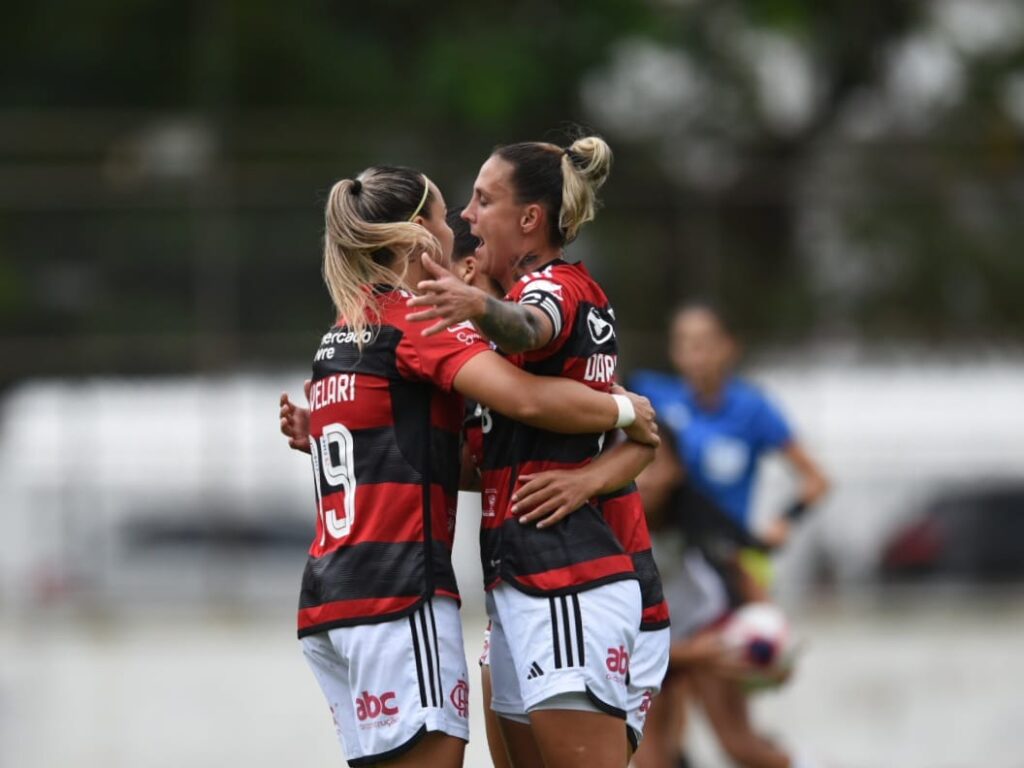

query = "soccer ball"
[[720, 602, 797, 689]]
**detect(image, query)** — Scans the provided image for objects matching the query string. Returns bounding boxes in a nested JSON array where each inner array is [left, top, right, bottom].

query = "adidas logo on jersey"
[[526, 661, 545, 680]]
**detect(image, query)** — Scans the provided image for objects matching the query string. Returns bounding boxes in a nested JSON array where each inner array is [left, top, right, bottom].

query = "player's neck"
[[509, 245, 563, 286]]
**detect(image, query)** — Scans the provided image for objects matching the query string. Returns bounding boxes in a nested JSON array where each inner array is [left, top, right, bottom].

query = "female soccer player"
[[284, 165, 657, 768], [630, 303, 829, 768], [406, 136, 667, 768]]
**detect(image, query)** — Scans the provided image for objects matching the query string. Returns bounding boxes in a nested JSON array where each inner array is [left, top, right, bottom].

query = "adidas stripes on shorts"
[[485, 579, 642, 721]]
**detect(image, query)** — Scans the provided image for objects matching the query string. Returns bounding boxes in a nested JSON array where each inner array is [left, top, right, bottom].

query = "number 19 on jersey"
[[309, 422, 357, 545]]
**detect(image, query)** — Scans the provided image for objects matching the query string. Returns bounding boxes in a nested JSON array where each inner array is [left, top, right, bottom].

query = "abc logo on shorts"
[[355, 691, 398, 722]]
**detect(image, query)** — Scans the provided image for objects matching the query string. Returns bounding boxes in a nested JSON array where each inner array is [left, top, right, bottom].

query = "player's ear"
[[460, 255, 478, 285], [520, 203, 544, 235]]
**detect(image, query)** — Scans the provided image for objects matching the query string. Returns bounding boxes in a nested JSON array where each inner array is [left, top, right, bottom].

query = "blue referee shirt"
[[630, 371, 793, 530]]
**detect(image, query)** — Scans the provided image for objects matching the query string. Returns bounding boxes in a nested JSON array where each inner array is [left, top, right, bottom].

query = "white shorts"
[[485, 579, 642, 721], [301, 597, 469, 766], [626, 627, 671, 748]]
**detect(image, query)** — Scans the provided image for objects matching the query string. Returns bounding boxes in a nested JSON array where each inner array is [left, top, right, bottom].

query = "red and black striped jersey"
[[297, 288, 489, 637], [479, 260, 637, 596], [599, 483, 670, 631]]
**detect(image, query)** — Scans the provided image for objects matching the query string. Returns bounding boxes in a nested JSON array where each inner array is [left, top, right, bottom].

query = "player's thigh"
[[496, 714, 544, 768], [529, 708, 629, 768], [481, 666, 514, 768]]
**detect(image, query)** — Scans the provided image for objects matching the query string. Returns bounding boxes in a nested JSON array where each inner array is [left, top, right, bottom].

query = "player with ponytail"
[[406, 135, 669, 768]]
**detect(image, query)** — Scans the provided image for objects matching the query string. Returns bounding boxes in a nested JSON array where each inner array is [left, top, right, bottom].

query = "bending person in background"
[[279, 165, 657, 768], [406, 134, 668, 768], [630, 302, 829, 768]]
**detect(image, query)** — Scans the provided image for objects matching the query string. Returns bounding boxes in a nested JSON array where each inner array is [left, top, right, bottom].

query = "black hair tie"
[[564, 149, 584, 169], [350, 179, 362, 194]]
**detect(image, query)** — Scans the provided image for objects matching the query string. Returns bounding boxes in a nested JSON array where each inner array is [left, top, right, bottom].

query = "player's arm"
[[784, 441, 830, 507], [406, 254, 554, 354], [761, 441, 830, 547], [279, 380, 312, 454], [473, 295, 553, 355], [512, 432, 655, 528], [452, 350, 658, 446]]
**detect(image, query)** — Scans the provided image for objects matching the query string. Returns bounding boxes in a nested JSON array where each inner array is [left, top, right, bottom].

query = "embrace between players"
[[277, 135, 821, 768]]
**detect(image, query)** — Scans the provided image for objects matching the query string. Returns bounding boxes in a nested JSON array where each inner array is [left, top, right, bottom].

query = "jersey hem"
[[639, 618, 671, 632], [297, 593, 430, 638], [499, 570, 639, 599]]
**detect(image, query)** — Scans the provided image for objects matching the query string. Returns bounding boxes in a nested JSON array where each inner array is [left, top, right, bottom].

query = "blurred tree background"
[[1, 0, 1022, 383]]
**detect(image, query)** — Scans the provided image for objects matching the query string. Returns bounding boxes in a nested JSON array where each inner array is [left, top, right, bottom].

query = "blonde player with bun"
[[281, 163, 659, 768], [407, 135, 669, 768]]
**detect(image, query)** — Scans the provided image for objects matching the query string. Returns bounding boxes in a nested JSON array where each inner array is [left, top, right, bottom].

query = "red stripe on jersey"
[[298, 595, 422, 630], [510, 554, 636, 592], [310, 482, 456, 558], [308, 374, 395, 429], [642, 602, 671, 627], [600, 491, 653, 555], [515, 458, 589, 477]]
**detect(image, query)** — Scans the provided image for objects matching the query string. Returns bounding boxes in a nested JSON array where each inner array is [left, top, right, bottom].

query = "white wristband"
[[612, 394, 636, 429]]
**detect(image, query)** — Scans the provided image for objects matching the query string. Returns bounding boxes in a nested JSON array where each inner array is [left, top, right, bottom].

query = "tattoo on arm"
[[477, 296, 546, 354]]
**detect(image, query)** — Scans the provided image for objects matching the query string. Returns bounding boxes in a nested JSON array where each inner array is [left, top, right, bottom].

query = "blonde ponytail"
[[559, 136, 613, 244], [322, 170, 441, 347]]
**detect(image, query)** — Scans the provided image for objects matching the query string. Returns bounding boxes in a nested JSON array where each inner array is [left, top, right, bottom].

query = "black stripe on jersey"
[[477, 410, 607, 470], [427, 600, 444, 707], [418, 607, 438, 707], [314, 426, 459, 495], [488, 508, 627, 585], [299, 541, 458, 609], [313, 324, 403, 381], [571, 594, 585, 665], [549, 598, 562, 670], [560, 596, 574, 667], [597, 481, 638, 504], [631, 548, 667, 611], [409, 615, 429, 707]]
